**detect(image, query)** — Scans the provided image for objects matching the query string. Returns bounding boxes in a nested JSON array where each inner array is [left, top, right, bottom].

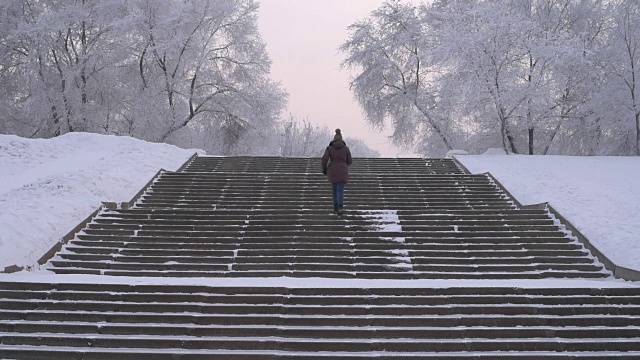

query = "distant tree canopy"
[[0, 0, 379, 157], [280, 116, 381, 158], [341, 0, 640, 156]]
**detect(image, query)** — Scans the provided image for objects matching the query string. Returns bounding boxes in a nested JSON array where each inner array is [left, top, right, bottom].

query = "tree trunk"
[[636, 112, 640, 156], [500, 116, 508, 154], [413, 101, 453, 151], [499, 108, 518, 154], [528, 128, 534, 155], [505, 128, 518, 154], [543, 123, 561, 155]]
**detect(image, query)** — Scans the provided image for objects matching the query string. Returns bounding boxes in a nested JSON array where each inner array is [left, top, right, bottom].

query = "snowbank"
[[0, 133, 198, 270], [457, 155, 640, 271]]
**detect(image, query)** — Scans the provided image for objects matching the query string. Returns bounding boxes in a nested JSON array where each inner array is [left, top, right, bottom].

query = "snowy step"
[[64, 241, 584, 254], [47, 268, 608, 279], [4, 296, 640, 312], [399, 219, 555, 226], [149, 183, 499, 190], [3, 347, 640, 360], [182, 157, 464, 175], [97, 211, 553, 222], [404, 237, 577, 244], [71, 234, 579, 245], [134, 203, 514, 210], [136, 198, 512, 206], [66, 240, 585, 256], [78, 229, 568, 239], [162, 176, 478, 181], [156, 174, 489, 180], [84, 222, 563, 233], [104, 208, 544, 216], [150, 180, 497, 187], [52, 255, 599, 270], [3, 324, 640, 341], [142, 194, 508, 202], [59, 248, 592, 261]]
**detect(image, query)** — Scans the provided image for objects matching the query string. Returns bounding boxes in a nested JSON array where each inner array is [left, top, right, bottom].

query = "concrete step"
[[4, 294, 640, 310], [142, 194, 509, 202], [105, 208, 545, 216], [84, 222, 561, 233], [3, 322, 640, 340], [72, 233, 578, 245], [148, 185, 500, 191], [97, 212, 554, 223], [59, 247, 592, 260], [133, 203, 515, 211], [136, 198, 512, 205], [2, 347, 640, 359], [163, 172, 476, 179], [46, 267, 609, 279], [65, 241, 584, 253], [182, 157, 467, 175], [79, 228, 567, 239], [173, 173, 483, 179]]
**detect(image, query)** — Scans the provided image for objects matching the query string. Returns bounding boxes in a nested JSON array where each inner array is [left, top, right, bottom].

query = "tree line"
[[341, 0, 640, 156], [0, 0, 378, 157]]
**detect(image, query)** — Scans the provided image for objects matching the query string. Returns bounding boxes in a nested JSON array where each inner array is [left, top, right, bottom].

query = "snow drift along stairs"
[[1, 155, 639, 358]]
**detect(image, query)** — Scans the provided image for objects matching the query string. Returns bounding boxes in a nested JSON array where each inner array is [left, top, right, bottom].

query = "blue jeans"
[[332, 182, 345, 207]]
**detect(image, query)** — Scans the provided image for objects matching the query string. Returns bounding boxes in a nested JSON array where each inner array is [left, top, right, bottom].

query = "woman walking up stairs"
[[322, 129, 352, 216]]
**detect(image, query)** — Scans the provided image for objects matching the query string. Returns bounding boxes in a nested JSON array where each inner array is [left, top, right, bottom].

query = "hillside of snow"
[[0, 133, 199, 270], [457, 155, 640, 272]]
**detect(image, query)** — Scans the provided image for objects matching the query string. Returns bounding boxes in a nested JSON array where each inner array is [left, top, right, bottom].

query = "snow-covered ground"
[[0, 133, 198, 270], [457, 155, 640, 272]]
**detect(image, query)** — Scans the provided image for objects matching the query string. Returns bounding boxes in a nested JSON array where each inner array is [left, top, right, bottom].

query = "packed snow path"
[[45, 156, 607, 279]]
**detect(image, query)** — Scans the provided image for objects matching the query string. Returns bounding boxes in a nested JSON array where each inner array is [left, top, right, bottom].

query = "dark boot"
[[337, 205, 344, 216], [333, 204, 338, 214]]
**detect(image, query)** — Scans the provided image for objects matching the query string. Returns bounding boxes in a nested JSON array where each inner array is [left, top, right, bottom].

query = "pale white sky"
[[257, 0, 415, 157]]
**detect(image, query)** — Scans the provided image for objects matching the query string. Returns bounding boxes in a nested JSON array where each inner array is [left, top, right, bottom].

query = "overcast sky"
[[257, 0, 416, 157]]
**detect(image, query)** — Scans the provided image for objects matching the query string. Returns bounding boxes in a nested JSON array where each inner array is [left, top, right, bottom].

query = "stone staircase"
[[1, 281, 640, 359], [1, 155, 639, 359], [46, 156, 606, 279]]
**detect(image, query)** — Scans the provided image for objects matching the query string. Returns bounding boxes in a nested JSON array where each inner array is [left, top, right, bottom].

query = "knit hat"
[[333, 129, 343, 142]]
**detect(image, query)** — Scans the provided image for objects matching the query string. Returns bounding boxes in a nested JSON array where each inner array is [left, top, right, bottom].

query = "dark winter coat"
[[322, 140, 352, 183]]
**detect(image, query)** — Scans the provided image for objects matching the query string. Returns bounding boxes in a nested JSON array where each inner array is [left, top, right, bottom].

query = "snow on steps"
[[0, 281, 640, 358], [46, 206, 609, 279], [42, 156, 609, 280], [2, 156, 633, 358]]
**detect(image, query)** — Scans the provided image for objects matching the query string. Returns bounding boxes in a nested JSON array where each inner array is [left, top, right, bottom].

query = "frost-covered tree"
[[280, 116, 331, 157], [340, 0, 454, 155], [0, 0, 287, 155], [342, 0, 635, 156], [124, 0, 286, 145], [345, 137, 381, 158], [600, 0, 640, 155], [0, 0, 129, 137], [279, 116, 380, 158]]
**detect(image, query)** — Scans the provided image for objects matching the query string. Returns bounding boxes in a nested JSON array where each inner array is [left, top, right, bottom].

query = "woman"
[[322, 129, 353, 216]]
